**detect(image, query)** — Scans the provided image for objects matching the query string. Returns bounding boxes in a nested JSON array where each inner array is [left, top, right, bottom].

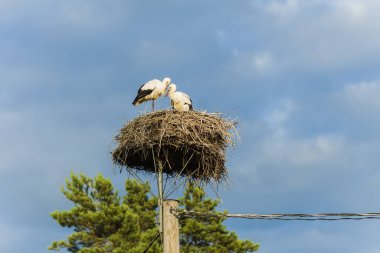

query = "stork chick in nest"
[[166, 84, 193, 111], [132, 77, 171, 111]]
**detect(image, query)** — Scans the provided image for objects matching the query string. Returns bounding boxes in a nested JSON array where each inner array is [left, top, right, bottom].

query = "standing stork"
[[132, 77, 171, 111], [166, 84, 193, 111]]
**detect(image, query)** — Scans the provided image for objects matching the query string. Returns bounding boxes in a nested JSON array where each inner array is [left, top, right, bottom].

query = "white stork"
[[166, 84, 193, 111], [132, 77, 171, 111]]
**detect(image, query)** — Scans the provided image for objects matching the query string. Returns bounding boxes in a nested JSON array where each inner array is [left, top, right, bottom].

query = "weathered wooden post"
[[158, 160, 164, 235], [163, 199, 179, 253]]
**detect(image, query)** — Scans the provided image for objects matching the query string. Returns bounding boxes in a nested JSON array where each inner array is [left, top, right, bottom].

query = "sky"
[[1, 0, 380, 252]]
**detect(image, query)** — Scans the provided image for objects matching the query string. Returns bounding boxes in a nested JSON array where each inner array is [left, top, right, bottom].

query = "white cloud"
[[332, 80, 380, 126], [335, 0, 367, 21], [233, 97, 347, 193], [253, 53, 273, 71], [256, 99, 344, 166], [263, 99, 294, 132], [242, 0, 380, 73], [231, 50, 275, 78], [339, 80, 380, 110], [262, 0, 369, 21], [261, 134, 344, 166], [265, 0, 300, 18]]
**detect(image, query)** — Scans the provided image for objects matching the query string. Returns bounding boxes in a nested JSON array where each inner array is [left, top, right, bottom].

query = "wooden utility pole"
[[158, 161, 163, 234], [163, 199, 180, 253]]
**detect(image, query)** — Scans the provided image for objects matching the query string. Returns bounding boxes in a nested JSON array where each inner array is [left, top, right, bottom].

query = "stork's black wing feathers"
[[186, 99, 193, 110], [132, 88, 154, 105]]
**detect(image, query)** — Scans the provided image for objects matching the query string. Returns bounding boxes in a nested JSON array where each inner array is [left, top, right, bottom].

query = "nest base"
[[112, 110, 236, 183]]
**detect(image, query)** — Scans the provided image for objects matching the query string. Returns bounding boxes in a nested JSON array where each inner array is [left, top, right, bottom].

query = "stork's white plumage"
[[166, 84, 193, 111], [132, 77, 171, 111]]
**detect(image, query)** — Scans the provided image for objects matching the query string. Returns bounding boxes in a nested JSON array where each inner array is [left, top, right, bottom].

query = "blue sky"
[[1, 0, 380, 252]]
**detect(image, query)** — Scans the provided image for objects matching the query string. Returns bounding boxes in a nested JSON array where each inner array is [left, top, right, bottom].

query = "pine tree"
[[49, 173, 259, 252], [179, 183, 259, 252], [49, 173, 160, 253]]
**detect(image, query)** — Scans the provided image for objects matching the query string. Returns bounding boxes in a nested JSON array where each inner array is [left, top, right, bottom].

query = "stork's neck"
[[167, 85, 177, 97], [167, 89, 175, 97]]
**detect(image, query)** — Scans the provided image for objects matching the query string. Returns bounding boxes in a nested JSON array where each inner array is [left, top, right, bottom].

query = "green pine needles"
[[49, 173, 259, 253], [179, 184, 259, 253]]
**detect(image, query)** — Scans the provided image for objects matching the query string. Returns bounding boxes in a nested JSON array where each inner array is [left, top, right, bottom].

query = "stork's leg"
[[152, 100, 155, 112]]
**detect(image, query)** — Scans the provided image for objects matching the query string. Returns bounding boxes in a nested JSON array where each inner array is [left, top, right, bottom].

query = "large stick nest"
[[112, 110, 237, 183]]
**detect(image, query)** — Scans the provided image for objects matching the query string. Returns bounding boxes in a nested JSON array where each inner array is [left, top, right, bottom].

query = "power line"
[[176, 210, 380, 221], [142, 233, 160, 253]]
